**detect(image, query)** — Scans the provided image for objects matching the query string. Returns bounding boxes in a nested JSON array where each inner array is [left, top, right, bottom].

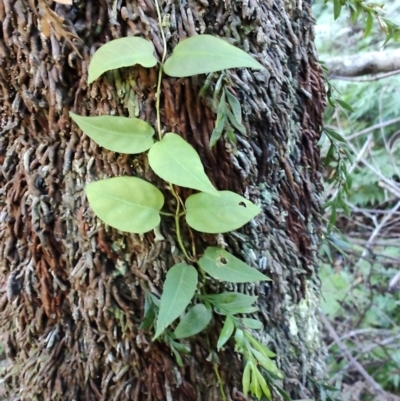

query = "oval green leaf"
[[70, 112, 154, 154], [163, 35, 264, 77], [198, 247, 270, 283], [154, 263, 198, 339], [88, 37, 158, 84], [148, 133, 218, 195], [185, 191, 261, 233], [173, 304, 212, 339], [86, 177, 163, 233]]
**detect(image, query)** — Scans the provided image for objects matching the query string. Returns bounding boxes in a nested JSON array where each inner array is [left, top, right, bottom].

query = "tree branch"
[[323, 48, 400, 78]]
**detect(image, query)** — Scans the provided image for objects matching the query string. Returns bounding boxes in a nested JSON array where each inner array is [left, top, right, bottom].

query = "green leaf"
[[198, 247, 270, 283], [217, 315, 235, 350], [250, 368, 262, 399], [148, 133, 218, 195], [185, 191, 261, 233], [244, 332, 276, 357], [210, 112, 226, 147], [154, 263, 198, 339], [336, 99, 354, 113], [163, 35, 263, 77], [225, 89, 242, 124], [88, 37, 157, 84], [242, 362, 251, 395], [69, 113, 154, 154], [241, 318, 263, 330], [210, 91, 227, 147], [254, 368, 272, 400], [204, 292, 258, 315], [365, 12, 374, 37], [251, 349, 284, 378], [226, 108, 247, 135], [173, 304, 212, 339], [226, 125, 237, 145], [324, 128, 347, 144], [333, 0, 342, 20], [140, 292, 157, 330], [86, 177, 163, 233]]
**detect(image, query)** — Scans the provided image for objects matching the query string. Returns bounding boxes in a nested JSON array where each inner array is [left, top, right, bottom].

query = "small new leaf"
[[217, 315, 235, 350], [226, 108, 247, 135], [254, 368, 272, 400], [204, 292, 258, 315], [225, 90, 242, 124], [241, 318, 263, 330], [69, 113, 154, 154], [210, 91, 227, 147], [242, 362, 251, 396], [154, 264, 198, 339], [173, 304, 212, 339], [86, 177, 164, 233], [251, 349, 283, 378], [149, 133, 218, 195], [198, 247, 270, 283], [164, 35, 264, 77], [88, 37, 157, 83]]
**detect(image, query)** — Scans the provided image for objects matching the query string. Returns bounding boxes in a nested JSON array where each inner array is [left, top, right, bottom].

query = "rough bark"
[[0, 0, 326, 400], [324, 48, 400, 78]]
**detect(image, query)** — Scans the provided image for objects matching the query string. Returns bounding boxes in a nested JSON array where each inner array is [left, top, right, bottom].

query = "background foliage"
[[315, 1, 400, 399]]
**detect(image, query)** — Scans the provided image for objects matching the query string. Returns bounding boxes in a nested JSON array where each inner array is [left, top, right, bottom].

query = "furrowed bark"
[[0, 0, 326, 400]]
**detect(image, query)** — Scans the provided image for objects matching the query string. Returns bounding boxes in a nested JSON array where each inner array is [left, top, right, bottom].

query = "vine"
[[70, 25, 291, 401]]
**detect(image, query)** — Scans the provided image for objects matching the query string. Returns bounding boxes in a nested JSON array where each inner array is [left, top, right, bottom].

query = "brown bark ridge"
[[0, 0, 326, 400]]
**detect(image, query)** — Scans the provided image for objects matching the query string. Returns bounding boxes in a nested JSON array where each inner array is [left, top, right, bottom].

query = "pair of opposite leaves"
[[70, 34, 265, 234]]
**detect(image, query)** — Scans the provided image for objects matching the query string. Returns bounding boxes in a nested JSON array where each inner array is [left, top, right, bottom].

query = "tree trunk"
[[0, 0, 326, 400]]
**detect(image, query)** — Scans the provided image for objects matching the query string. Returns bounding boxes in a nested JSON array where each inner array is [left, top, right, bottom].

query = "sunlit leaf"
[[148, 133, 218, 195], [70, 113, 154, 154], [86, 177, 163, 233], [198, 247, 270, 283], [173, 304, 212, 339], [163, 35, 263, 77], [186, 191, 261, 233], [88, 37, 157, 84], [251, 349, 284, 378], [154, 263, 198, 339], [254, 368, 272, 400], [242, 362, 251, 396]]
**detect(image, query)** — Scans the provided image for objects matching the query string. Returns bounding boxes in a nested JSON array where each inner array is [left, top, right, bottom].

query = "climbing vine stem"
[[154, 0, 168, 139], [170, 183, 194, 261]]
